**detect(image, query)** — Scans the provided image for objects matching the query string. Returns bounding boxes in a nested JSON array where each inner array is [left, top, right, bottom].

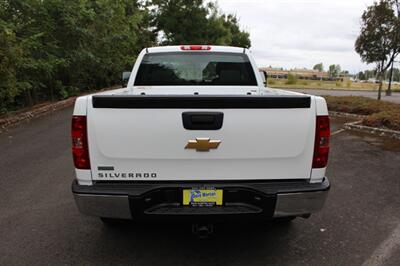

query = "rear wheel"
[[100, 217, 130, 226], [273, 216, 297, 224]]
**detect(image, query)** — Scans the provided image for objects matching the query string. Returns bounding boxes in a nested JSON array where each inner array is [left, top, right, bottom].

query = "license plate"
[[183, 189, 223, 206]]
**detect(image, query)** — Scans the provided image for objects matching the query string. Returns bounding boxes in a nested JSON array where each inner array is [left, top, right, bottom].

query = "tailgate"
[[87, 95, 315, 181]]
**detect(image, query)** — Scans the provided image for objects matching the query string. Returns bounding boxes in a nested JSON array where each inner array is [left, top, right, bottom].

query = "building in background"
[[260, 67, 335, 80]]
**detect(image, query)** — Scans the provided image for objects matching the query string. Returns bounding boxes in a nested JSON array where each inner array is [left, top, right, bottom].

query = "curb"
[[344, 123, 400, 140], [0, 86, 119, 133], [0, 97, 77, 133], [329, 111, 367, 119], [330, 112, 400, 140]]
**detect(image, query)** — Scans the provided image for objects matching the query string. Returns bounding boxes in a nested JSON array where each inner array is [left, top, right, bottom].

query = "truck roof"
[[147, 45, 247, 54]]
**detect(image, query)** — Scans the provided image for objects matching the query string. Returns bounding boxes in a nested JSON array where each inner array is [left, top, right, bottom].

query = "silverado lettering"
[[97, 172, 157, 178]]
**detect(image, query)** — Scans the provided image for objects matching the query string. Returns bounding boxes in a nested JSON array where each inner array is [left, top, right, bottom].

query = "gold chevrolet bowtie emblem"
[[185, 138, 221, 152]]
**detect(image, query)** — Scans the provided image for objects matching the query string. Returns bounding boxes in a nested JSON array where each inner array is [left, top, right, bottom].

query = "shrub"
[[324, 96, 400, 131], [286, 74, 298, 85], [363, 111, 400, 131]]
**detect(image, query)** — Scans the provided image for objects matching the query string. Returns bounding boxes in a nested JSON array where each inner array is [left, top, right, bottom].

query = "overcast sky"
[[217, 0, 376, 73]]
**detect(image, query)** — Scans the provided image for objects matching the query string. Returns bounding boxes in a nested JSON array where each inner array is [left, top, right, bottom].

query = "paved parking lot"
[[1, 107, 400, 265]]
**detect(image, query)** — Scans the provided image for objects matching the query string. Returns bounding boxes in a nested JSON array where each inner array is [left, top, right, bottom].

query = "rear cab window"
[[134, 52, 257, 86]]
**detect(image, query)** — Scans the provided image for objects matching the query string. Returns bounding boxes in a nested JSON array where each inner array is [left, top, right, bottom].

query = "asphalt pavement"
[[1, 107, 400, 265], [286, 88, 400, 104]]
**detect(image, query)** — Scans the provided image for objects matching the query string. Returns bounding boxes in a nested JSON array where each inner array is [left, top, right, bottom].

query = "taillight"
[[180, 45, 211, 51], [71, 116, 90, 169], [312, 115, 330, 168]]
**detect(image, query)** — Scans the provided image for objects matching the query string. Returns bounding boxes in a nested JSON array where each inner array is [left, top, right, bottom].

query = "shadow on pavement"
[[85, 220, 299, 264]]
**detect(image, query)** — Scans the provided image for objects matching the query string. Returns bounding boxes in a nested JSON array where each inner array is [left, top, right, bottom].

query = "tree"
[[393, 67, 400, 81], [355, 0, 400, 99], [328, 64, 341, 78], [341, 70, 349, 76], [221, 14, 251, 48], [0, 22, 22, 112], [365, 69, 377, 80], [0, 0, 250, 113], [150, 0, 251, 47], [387, 0, 400, 94], [313, 63, 324, 72], [358, 71, 366, 80], [0, 0, 156, 112]]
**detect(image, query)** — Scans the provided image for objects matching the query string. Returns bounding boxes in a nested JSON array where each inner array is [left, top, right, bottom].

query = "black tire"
[[273, 216, 297, 224], [100, 217, 129, 226]]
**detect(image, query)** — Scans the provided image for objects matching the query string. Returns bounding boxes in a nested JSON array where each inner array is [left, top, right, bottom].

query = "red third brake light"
[[180, 45, 211, 51], [71, 116, 90, 169], [312, 116, 330, 168]]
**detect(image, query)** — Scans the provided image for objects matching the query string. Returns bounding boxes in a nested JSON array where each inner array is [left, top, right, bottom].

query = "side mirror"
[[122, 71, 131, 86], [259, 70, 267, 86]]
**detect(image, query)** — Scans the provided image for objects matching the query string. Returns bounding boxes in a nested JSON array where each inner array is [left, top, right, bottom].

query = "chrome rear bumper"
[[73, 194, 131, 219], [72, 178, 329, 219], [274, 191, 328, 218]]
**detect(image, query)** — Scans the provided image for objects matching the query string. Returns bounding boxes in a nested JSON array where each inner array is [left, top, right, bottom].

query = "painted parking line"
[[363, 223, 400, 266]]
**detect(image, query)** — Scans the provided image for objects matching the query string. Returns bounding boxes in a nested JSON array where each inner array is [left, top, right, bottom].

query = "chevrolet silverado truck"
[[71, 45, 330, 228]]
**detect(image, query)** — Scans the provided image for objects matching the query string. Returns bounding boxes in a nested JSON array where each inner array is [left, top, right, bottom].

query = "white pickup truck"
[[71, 45, 330, 227]]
